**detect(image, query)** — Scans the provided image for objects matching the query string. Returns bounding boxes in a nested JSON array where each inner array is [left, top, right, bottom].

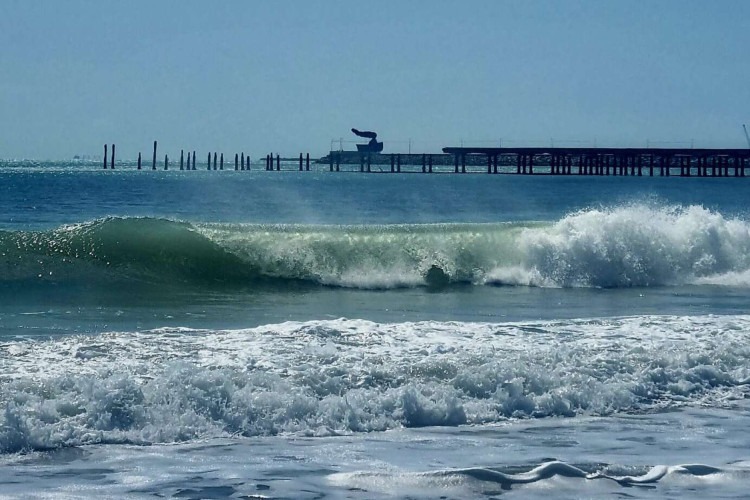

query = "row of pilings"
[[102, 142, 290, 171], [501, 152, 748, 177], [102, 143, 315, 171], [265, 153, 311, 171]]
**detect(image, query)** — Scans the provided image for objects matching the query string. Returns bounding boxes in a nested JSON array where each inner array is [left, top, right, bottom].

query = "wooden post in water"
[[152, 141, 157, 170], [422, 153, 426, 173], [367, 154, 371, 172], [137, 152, 142, 170], [241, 153, 245, 170], [110, 144, 115, 169], [180, 150, 184, 170], [276, 154, 280, 171], [192, 151, 196, 170], [165, 154, 169, 170], [397, 154, 401, 173], [235, 153, 239, 170], [103, 144, 108, 169], [220, 153, 224, 170], [391, 154, 395, 173], [208, 153, 212, 170], [454, 154, 459, 173], [300, 153, 304, 171], [213, 152, 217, 170], [429, 154, 433, 173], [306, 153, 310, 171], [336, 152, 340, 171], [187, 151, 191, 171]]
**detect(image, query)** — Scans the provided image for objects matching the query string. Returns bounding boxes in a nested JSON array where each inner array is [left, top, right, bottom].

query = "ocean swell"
[[1, 204, 750, 290]]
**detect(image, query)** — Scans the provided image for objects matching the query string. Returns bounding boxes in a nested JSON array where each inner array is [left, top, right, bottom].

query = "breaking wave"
[[2, 203, 750, 290]]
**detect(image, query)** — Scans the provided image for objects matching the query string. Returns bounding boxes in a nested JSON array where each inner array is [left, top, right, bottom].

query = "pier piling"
[[110, 144, 115, 169], [103, 144, 108, 169], [152, 141, 157, 170], [137, 152, 141, 170]]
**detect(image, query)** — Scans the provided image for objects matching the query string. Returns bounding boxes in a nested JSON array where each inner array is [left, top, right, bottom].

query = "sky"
[[1, 0, 749, 159]]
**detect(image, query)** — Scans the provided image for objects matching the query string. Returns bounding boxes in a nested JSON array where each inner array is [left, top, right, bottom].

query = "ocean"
[[1, 160, 750, 499]]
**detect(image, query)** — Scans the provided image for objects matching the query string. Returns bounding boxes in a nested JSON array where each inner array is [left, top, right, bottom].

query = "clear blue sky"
[[2, 0, 749, 159]]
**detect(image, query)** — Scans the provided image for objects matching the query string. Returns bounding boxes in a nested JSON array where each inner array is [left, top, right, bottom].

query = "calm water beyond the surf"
[[2, 161, 750, 499]]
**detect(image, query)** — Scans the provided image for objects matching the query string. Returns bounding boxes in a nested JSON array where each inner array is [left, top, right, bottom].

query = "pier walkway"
[[441, 147, 750, 177], [324, 147, 749, 176]]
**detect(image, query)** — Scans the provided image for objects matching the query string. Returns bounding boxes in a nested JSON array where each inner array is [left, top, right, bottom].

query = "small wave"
[[328, 460, 733, 494]]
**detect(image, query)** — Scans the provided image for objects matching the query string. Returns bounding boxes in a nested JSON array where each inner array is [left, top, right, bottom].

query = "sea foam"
[[2, 315, 749, 453]]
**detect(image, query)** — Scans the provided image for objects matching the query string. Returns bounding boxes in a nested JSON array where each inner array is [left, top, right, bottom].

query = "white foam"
[[193, 205, 750, 289], [2, 315, 750, 452]]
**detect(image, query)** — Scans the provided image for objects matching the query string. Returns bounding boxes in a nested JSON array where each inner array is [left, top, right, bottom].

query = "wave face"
[[2, 315, 750, 453], [2, 204, 750, 290]]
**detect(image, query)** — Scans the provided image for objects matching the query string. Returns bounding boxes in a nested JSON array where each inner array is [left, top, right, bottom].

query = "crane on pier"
[[744, 124, 750, 149]]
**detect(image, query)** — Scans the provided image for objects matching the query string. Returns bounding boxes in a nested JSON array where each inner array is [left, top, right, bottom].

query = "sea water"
[[1, 161, 750, 498]]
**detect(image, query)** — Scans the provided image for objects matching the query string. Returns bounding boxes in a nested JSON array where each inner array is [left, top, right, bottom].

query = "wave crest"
[[2, 204, 750, 290]]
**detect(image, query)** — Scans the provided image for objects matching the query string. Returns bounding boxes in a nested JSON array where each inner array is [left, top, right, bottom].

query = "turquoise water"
[[1, 163, 750, 498]]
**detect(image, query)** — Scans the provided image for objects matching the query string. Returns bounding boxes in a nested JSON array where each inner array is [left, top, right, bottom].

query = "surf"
[[1, 203, 750, 291]]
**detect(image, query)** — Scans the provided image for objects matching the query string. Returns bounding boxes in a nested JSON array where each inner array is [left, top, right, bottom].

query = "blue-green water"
[[2, 163, 750, 498]]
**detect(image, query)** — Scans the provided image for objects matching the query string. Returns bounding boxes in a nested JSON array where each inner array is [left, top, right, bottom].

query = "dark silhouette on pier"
[[352, 128, 384, 153]]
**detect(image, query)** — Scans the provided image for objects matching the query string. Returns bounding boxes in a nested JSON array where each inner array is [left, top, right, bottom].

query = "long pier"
[[323, 147, 750, 177], [98, 142, 750, 177], [441, 147, 750, 177]]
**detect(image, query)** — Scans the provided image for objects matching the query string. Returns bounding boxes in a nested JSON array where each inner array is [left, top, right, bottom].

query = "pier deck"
[[322, 147, 749, 177]]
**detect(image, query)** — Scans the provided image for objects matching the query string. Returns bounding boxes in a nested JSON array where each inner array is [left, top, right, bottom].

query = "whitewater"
[[1, 164, 750, 498]]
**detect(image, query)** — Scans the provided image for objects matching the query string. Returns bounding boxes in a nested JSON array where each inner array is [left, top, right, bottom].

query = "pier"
[[101, 142, 750, 178], [440, 147, 750, 177], [320, 147, 750, 177]]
